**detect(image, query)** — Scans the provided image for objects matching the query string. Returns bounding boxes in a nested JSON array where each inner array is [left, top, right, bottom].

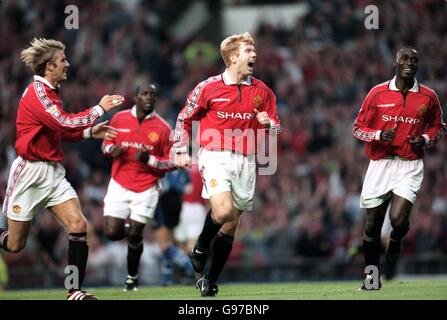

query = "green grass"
[[1, 279, 446, 300]]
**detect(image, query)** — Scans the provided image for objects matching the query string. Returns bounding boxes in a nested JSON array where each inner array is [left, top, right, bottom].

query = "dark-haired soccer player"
[[353, 47, 445, 289]]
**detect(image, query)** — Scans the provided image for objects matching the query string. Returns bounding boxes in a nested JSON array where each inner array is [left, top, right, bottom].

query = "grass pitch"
[[1, 279, 446, 300]]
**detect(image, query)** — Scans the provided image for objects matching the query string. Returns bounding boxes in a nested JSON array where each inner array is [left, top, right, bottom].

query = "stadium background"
[[0, 0, 446, 289]]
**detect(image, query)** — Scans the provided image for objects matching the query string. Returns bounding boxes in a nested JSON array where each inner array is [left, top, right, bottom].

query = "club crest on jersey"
[[417, 104, 427, 116], [13, 204, 21, 215], [210, 179, 218, 188], [148, 132, 159, 143], [253, 95, 262, 108]]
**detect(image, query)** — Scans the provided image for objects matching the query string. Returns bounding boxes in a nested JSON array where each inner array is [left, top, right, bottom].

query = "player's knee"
[[212, 204, 233, 222], [365, 222, 381, 238], [67, 216, 87, 233], [390, 220, 410, 240], [127, 229, 143, 245], [104, 225, 124, 241]]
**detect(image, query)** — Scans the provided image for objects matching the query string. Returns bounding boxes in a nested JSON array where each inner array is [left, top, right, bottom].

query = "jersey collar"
[[389, 76, 419, 93], [33, 75, 57, 90], [222, 69, 252, 86], [131, 105, 155, 120]]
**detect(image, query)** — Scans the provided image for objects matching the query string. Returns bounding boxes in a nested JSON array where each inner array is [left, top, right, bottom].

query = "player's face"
[[396, 49, 419, 79], [235, 42, 256, 78], [135, 84, 158, 115], [50, 50, 70, 82]]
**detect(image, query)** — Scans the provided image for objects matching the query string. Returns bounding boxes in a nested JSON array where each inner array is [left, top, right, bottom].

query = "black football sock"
[[196, 210, 222, 250], [68, 232, 88, 292], [206, 232, 234, 284], [127, 240, 143, 278], [363, 231, 381, 270]]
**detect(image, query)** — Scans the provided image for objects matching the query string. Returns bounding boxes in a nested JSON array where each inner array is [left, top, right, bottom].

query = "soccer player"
[[101, 83, 176, 291], [353, 47, 445, 289], [173, 32, 281, 296], [0, 38, 124, 300], [152, 169, 195, 286]]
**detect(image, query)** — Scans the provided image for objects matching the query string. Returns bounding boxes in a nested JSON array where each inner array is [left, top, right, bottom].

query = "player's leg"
[[0, 219, 31, 253], [385, 194, 412, 279], [104, 216, 127, 241], [155, 191, 194, 285], [363, 199, 389, 270], [124, 219, 145, 291], [192, 192, 235, 274], [125, 184, 158, 289], [195, 193, 240, 297], [205, 213, 240, 284], [359, 198, 390, 290], [103, 179, 131, 240], [50, 198, 97, 299]]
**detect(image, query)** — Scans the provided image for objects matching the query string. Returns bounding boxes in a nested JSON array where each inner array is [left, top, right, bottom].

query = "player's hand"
[[408, 135, 425, 148], [136, 150, 149, 164], [110, 145, 126, 158], [91, 120, 117, 139], [174, 153, 191, 168], [99, 95, 125, 112], [380, 124, 397, 142], [254, 108, 271, 128]]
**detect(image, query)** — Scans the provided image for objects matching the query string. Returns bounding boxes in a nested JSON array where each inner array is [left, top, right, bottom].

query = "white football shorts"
[[197, 148, 256, 211], [2, 156, 78, 222], [103, 178, 159, 224], [360, 157, 424, 208]]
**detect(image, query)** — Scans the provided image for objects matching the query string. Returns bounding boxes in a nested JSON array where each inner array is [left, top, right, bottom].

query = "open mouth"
[[248, 61, 254, 68]]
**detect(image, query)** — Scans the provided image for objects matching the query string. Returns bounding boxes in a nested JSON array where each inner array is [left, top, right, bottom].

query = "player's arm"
[[62, 121, 117, 142], [173, 84, 208, 168], [352, 89, 382, 142], [420, 92, 446, 147], [254, 91, 281, 135], [31, 89, 124, 133], [101, 117, 126, 157], [136, 131, 177, 172], [173, 86, 208, 155]]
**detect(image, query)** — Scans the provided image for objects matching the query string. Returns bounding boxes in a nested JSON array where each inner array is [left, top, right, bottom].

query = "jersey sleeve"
[[173, 82, 208, 153], [352, 88, 381, 142], [30, 82, 105, 133], [264, 91, 282, 135], [422, 91, 446, 147]]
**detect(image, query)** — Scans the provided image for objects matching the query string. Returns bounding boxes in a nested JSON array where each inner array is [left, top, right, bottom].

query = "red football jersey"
[[353, 77, 445, 160], [102, 107, 175, 192], [173, 70, 281, 155], [15, 76, 104, 161]]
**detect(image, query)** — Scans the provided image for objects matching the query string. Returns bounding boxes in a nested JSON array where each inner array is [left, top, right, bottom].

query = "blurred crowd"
[[0, 0, 446, 287]]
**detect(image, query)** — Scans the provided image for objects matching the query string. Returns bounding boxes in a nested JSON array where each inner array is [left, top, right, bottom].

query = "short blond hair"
[[20, 38, 65, 76], [220, 32, 255, 68]]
